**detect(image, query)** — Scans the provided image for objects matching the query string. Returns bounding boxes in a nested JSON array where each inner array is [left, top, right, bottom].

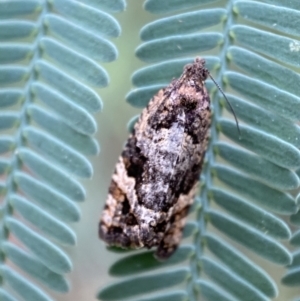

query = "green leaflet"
[[32, 82, 99, 136], [41, 37, 109, 87], [34, 62, 102, 112], [2, 243, 69, 292], [18, 148, 86, 200], [203, 233, 277, 297], [0, 112, 19, 130], [5, 218, 72, 274], [219, 119, 300, 169], [144, 0, 217, 14], [98, 268, 190, 300], [134, 291, 188, 301], [14, 172, 80, 222], [209, 188, 291, 239], [0, 21, 38, 40], [207, 210, 291, 265], [23, 127, 93, 178], [0, 1, 119, 300], [0, 137, 15, 154], [132, 56, 220, 86], [225, 71, 300, 121], [28, 105, 98, 150], [201, 257, 269, 301], [0, 66, 28, 85], [136, 33, 223, 63], [10, 194, 76, 245], [82, 0, 126, 13], [231, 25, 300, 67], [227, 46, 300, 97], [0, 0, 41, 19], [214, 141, 299, 190], [0, 44, 33, 64], [45, 14, 117, 61], [234, 1, 300, 37], [0, 266, 53, 301], [223, 95, 300, 149], [197, 280, 239, 301], [141, 9, 226, 41], [0, 89, 23, 107], [0, 288, 18, 301], [213, 164, 296, 214], [51, 0, 121, 37], [109, 245, 194, 276], [126, 84, 165, 108]]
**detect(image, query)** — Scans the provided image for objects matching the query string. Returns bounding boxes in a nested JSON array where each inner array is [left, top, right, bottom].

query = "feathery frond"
[[0, 0, 123, 300]]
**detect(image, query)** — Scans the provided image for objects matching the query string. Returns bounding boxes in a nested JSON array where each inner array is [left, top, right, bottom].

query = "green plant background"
[[1, 0, 300, 301]]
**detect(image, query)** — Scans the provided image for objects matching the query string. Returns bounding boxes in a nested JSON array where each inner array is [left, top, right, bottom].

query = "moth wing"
[[155, 183, 198, 259], [99, 155, 144, 249]]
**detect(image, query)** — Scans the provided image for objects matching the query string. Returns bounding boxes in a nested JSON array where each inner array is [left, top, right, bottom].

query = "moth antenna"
[[208, 72, 241, 138]]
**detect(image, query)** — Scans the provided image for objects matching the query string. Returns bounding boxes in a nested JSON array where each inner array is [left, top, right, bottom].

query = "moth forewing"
[[99, 58, 211, 259]]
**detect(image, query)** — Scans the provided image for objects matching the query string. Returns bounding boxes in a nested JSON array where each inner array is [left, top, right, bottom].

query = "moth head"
[[184, 57, 209, 82]]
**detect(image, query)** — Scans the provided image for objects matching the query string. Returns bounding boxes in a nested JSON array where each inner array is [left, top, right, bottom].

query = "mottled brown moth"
[[99, 58, 238, 259]]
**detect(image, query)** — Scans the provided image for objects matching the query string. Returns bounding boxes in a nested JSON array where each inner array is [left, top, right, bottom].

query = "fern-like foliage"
[[99, 1, 300, 301], [0, 0, 125, 301]]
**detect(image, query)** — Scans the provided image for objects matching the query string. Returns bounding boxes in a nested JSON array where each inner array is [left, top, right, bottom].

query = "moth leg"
[[155, 184, 198, 259]]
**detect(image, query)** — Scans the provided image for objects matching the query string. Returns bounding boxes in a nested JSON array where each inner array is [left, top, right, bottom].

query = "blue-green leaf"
[[0, 89, 23, 107], [231, 25, 300, 67], [234, 1, 300, 37], [210, 188, 291, 239], [0, 266, 53, 301], [213, 164, 296, 214], [34, 61, 102, 112], [208, 210, 291, 265], [18, 148, 85, 201], [201, 257, 269, 301], [109, 245, 194, 276], [144, 0, 217, 14], [219, 119, 300, 169], [291, 229, 300, 246], [223, 95, 300, 149], [197, 280, 238, 301], [28, 104, 98, 150], [23, 127, 93, 178], [225, 71, 300, 122], [132, 56, 219, 87], [45, 14, 118, 61], [51, 0, 121, 37], [11, 194, 76, 245], [0, 66, 28, 85], [0, 44, 32, 64], [126, 85, 164, 108], [40, 37, 109, 87], [141, 9, 226, 41], [3, 242, 69, 292], [5, 218, 72, 274], [0, 113, 19, 131], [98, 268, 190, 301], [0, 21, 37, 40], [204, 233, 277, 297], [14, 172, 80, 222], [0, 288, 18, 301], [136, 33, 223, 63], [228, 46, 300, 97]]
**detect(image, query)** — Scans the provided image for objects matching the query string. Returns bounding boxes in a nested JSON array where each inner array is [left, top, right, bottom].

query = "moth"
[[99, 58, 238, 259]]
